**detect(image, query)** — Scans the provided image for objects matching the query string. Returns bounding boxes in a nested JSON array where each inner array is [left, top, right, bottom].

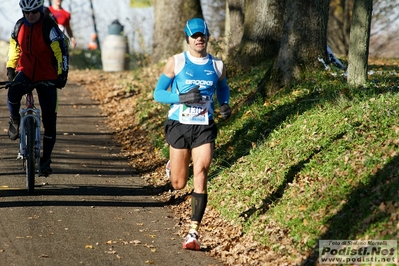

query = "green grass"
[[208, 64, 399, 255], [130, 60, 399, 263]]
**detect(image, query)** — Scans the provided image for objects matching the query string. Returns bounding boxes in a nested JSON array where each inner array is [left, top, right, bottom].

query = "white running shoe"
[[182, 231, 200, 251], [165, 160, 171, 178]]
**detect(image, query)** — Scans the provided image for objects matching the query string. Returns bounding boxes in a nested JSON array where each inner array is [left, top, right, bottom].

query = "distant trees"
[[328, 0, 399, 57], [327, 0, 352, 56], [150, 0, 379, 94], [369, 0, 399, 57]]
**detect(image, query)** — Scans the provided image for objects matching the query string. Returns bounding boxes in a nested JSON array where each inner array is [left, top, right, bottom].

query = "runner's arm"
[[154, 56, 179, 104], [216, 66, 230, 105]]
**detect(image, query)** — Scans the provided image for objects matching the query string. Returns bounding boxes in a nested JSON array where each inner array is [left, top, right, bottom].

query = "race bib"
[[179, 96, 210, 125]]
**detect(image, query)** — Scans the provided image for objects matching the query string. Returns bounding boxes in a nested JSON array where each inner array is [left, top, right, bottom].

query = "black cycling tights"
[[8, 72, 58, 161]]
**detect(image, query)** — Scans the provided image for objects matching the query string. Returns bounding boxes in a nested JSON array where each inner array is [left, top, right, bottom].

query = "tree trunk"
[[265, 0, 330, 97], [89, 0, 100, 49], [225, 0, 245, 56], [232, 0, 285, 67], [347, 0, 373, 86], [151, 0, 202, 63]]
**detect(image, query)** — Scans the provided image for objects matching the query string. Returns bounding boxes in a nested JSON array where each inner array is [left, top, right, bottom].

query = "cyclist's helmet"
[[19, 0, 44, 12], [184, 18, 209, 38]]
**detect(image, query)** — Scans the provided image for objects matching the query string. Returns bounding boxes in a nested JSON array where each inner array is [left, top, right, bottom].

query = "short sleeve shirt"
[[48, 6, 71, 32]]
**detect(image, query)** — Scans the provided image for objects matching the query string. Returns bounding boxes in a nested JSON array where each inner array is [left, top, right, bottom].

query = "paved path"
[[0, 81, 222, 266]]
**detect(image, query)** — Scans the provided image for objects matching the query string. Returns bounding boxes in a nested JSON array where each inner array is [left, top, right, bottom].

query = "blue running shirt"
[[168, 51, 224, 122]]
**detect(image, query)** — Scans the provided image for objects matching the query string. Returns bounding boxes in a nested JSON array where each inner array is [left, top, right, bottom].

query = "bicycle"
[[0, 80, 53, 193]]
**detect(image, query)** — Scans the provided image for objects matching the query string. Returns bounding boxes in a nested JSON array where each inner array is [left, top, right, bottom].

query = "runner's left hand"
[[220, 104, 231, 119]]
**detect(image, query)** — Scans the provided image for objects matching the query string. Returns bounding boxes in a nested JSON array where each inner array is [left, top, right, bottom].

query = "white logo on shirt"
[[186, 80, 214, 86], [205, 70, 214, 75]]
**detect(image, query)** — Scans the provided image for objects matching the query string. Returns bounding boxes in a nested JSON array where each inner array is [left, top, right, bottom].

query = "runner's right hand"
[[179, 87, 202, 104]]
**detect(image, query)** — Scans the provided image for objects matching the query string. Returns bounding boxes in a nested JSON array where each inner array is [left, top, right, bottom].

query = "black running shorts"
[[164, 119, 218, 149]]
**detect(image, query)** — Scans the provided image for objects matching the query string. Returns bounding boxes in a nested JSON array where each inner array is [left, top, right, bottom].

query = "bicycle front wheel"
[[25, 116, 36, 194]]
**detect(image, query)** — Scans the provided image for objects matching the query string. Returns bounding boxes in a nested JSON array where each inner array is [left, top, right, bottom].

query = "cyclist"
[[153, 18, 231, 251], [6, 0, 69, 176]]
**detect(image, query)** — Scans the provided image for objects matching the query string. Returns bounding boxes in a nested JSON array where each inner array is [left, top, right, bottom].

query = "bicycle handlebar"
[[0, 81, 11, 89], [0, 81, 55, 90]]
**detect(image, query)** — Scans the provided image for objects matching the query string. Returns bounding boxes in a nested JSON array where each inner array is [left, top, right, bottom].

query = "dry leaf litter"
[[69, 69, 306, 266]]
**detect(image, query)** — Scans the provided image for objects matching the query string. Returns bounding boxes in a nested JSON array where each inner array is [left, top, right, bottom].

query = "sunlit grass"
[[208, 63, 399, 254], [127, 58, 399, 260]]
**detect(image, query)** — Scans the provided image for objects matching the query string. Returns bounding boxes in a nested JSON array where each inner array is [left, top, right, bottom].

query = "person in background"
[[6, 0, 69, 176], [49, 0, 76, 48], [153, 18, 231, 251], [327, 45, 347, 70], [87, 33, 98, 50]]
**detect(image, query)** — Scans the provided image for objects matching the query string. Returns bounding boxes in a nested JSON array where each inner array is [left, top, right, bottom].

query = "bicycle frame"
[[19, 90, 42, 193], [18, 92, 41, 166]]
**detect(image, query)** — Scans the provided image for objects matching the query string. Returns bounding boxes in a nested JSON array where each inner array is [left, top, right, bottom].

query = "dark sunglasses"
[[190, 32, 207, 39], [23, 8, 40, 15]]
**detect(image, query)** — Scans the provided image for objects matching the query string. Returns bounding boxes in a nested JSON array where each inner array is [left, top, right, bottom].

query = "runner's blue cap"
[[184, 18, 209, 37]]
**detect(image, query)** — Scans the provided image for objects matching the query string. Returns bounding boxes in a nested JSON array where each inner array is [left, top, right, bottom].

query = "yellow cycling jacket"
[[7, 15, 69, 82]]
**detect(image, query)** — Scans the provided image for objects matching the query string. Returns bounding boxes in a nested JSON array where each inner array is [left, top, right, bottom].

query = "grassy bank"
[[210, 63, 399, 258], [71, 59, 399, 265]]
